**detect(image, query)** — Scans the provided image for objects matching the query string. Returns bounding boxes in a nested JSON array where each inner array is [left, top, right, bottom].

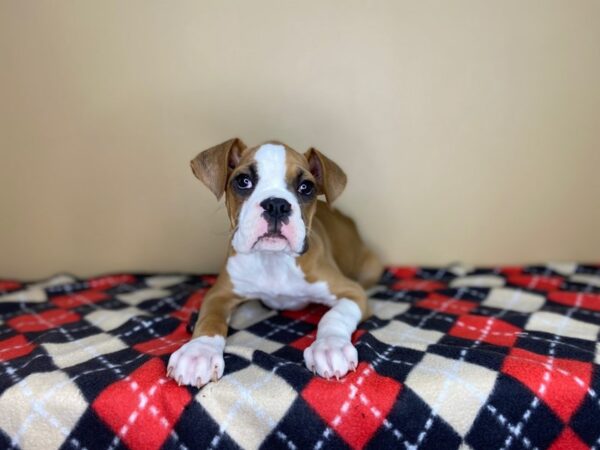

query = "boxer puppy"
[[167, 138, 383, 387]]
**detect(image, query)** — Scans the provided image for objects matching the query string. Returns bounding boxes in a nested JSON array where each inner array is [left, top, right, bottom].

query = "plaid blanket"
[[1, 264, 599, 450]]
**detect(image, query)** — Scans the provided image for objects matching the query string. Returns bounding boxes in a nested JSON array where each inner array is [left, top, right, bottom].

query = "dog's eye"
[[297, 180, 314, 196], [235, 174, 253, 190]]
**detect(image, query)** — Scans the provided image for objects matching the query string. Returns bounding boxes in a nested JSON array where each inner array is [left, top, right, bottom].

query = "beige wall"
[[1, 1, 599, 279]]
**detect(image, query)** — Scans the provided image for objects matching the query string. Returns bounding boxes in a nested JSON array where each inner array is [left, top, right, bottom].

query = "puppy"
[[168, 139, 383, 387]]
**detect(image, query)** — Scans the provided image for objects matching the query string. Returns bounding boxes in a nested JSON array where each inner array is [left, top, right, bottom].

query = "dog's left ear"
[[305, 148, 347, 204], [190, 138, 247, 200]]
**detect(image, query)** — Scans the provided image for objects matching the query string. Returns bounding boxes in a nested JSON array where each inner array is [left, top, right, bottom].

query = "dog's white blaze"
[[231, 143, 306, 254], [227, 252, 336, 310], [253, 143, 287, 191]]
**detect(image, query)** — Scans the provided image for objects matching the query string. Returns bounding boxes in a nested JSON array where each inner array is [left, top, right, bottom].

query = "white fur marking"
[[304, 299, 361, 378], [316, 299, 362, 339], [167, 335, 225, 387], [227, 252, 336, 310]]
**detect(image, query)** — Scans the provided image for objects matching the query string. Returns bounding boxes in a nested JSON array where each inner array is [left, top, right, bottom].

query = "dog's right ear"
[[190, 138, 247, 200]]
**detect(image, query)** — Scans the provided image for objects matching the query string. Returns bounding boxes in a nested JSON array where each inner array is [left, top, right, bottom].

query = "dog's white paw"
[[167, 335, 225, 387], [303, 336, 358, 379]]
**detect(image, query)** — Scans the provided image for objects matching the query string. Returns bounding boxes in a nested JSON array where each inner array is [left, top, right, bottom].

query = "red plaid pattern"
[[0, 264, 599, 449]]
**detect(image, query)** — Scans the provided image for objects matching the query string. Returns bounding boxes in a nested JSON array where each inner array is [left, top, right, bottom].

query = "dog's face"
[[191, 139, 346, 255]]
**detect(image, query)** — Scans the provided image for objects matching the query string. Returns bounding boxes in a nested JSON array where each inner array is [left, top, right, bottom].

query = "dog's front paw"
[[167, 335, 225, 388], [303, 336, 358, 379]]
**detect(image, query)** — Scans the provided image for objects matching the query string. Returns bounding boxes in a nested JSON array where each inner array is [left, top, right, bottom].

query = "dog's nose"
[[260, 197, 292, 221]]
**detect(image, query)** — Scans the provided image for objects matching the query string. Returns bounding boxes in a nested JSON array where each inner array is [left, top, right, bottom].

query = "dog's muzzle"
[[260, 197, 291, 234]]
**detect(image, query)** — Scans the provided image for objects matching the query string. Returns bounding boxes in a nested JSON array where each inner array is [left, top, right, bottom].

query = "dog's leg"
[[167, 291, 239, 387], [304, 282, 368, 379]]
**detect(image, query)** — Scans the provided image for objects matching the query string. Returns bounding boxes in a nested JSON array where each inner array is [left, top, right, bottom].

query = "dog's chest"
[[226, 253, 336, 310]]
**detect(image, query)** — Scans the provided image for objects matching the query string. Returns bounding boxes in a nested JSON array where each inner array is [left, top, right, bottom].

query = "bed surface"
[[1, 264, 599, 450]]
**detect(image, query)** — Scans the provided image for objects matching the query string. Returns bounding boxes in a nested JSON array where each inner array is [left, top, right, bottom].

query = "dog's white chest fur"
[[226, 252, 336, 310]]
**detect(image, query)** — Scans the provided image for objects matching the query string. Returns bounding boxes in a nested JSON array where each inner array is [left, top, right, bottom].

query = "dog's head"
[[191, 138, 346, 255]]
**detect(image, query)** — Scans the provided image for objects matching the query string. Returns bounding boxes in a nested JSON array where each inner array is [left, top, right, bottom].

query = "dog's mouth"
[[251, 232, 291, 251], [253, 232, 287, 245]]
